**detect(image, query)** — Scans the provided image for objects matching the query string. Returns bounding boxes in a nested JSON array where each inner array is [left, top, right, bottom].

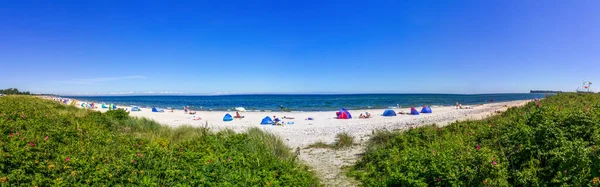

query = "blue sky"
[[1, 0, 598, 95]]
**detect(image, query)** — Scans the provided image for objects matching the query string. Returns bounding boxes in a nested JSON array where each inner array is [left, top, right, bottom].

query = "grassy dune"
[[349, 93, 600, 186], [0, 96, 319, 186]]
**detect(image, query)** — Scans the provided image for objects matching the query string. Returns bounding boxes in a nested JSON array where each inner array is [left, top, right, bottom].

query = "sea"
[[66, 93, 546, 112]]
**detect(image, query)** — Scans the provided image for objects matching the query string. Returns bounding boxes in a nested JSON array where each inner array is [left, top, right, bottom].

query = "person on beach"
[[280, 105, 284, 111], [184, 106, 188, 113], [273, 116, 281, 125], [456, 102, 460, 109], [235, 112, 244, 118]]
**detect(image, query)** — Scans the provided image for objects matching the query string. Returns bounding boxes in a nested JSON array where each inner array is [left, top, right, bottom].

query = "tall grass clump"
[[334, 132, 354, 149], [0, 96, 319, 186], [305, 132, 355, 149], [349, 93, 600, 186]]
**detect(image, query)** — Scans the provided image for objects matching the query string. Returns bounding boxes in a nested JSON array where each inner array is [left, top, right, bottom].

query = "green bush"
[[0, 96, 319, 186], [105, 109, 130, 121], [349, 93, 600, 186]]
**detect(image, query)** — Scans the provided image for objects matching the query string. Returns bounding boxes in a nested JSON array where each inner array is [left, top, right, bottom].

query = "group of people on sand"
[[359, 112, 372, 118], [455, 102, 473, 109], [184, 106, 197, 114]]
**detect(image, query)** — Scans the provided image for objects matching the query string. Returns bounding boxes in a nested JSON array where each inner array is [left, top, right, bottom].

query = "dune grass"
[[349, 93, 600, 186], [0, 96, 319, 186], [306, 132, 355, 150]]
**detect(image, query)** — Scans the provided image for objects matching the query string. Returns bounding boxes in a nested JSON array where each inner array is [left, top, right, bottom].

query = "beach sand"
[[70, 98, 530, 186], [81, 100, 527, 148]]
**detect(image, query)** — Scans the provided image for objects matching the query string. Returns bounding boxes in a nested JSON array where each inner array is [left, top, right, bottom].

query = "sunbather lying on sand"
[[283, 116, 294, 119], [359, 112, 372, 119], [459, 104, 473, 109]]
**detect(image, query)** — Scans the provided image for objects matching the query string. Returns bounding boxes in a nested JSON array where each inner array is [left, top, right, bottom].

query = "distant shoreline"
[[57, 93, 543, 112], [61, 92, 534, 97]]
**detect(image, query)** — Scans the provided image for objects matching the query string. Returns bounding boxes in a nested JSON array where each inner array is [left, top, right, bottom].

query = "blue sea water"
[[66, 93, 546, 111]]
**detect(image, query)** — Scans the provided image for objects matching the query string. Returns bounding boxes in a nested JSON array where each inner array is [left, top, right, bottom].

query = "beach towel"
[[260, 116, 273, 125], [223, 113, 233, 121], [382, 109, 396, 116], [131, 106, 141, 111]]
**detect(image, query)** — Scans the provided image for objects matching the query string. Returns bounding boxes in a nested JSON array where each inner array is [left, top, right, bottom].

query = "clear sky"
[[1, 0, 598, 95]]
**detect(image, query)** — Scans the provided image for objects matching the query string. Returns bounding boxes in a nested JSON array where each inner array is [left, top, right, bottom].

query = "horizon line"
[[57, 92, 546, 97]]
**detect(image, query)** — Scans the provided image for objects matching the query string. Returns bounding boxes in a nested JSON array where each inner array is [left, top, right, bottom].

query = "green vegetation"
[[334, 132, 354, 149], [0, 88, 30, 95], [0, 96, 319, 186], [306, 132, 355, 149], [349, 93, 600, 186], [306, 141, 331, 149]]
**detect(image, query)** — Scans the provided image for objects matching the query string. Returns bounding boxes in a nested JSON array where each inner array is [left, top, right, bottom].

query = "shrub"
[[349, 93, 600, 186], [105, 109, 130, 121], [0, 96, 319, 186]]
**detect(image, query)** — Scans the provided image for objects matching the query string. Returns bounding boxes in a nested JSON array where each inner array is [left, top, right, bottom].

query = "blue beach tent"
[[261, 116, 273, 125], [382, 109, 396, 116], [421, 106, 432, 113], [102, 103, 108, 109], [223, 113, 233, 121], [152, 107, 164, 112], [410, 107, 419, 115]]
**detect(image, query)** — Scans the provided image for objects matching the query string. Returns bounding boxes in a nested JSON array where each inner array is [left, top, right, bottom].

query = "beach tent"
[[261, 116, 273, 125], [410, 107, 419, 115], [337, 108, 352, 119], [421, 106, 432, 113], [223, 113, 233, 121], [152, 107, 164, 112], [382, 109, 396, 116], [131, 106, 141, 111], [102, 103, 108, 109]]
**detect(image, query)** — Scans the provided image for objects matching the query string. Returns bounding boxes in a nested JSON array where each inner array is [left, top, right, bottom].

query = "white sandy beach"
[[68, 99, 530, 148]]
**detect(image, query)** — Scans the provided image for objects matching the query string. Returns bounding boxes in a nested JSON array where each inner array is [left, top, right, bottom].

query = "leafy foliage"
[[349, 93, 600, 186], [0, 88, 30, 95], [0, 96, 319, 186]]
